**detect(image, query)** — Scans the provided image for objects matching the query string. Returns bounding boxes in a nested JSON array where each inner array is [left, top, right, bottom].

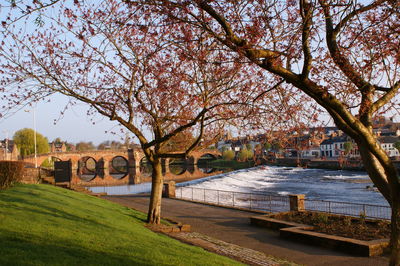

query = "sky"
[[0, 94, 130, 145], [0, 0, 395, 146], [0, 2, 133, 145]]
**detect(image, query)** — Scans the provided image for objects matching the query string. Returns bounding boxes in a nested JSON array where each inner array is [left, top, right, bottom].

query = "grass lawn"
[[0, 184, 242, 266]]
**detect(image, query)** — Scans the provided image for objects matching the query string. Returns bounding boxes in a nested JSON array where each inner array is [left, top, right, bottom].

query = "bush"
[[222, 150, 235, 161], [237, 148, 253, 161], [0, 161, 25, 189]]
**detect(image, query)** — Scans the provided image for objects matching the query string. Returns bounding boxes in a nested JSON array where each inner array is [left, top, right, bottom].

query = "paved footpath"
[[103, 195, 389, 266]]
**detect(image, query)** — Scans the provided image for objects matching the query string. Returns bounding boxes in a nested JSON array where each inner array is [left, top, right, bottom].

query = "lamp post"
[[2, 130, 8, 160], [25, 107, 38, 168]]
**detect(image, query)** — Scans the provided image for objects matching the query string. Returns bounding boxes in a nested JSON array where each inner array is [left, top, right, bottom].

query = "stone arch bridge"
[[22, 149, 221, 186]]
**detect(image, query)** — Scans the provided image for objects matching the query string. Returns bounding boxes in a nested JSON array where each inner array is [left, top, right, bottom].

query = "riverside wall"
[[268, 158, 400, 172]]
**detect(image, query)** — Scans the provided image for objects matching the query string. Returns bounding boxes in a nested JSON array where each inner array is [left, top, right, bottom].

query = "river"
[[90, 165, 388, 206], [178, 166, 388, 206]]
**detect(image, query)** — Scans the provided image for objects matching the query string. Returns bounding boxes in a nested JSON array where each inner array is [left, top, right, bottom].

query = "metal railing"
[[175, 186, 391, 220], [176, 186, 290, 212], [304, 198, 391, 220]]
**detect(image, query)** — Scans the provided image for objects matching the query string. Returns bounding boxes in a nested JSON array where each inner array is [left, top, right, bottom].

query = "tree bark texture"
[[390, 200, 400, 266], [147, 157, 164, 224]]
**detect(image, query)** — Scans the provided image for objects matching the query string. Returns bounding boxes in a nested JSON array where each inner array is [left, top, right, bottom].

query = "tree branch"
[[300, 0, 313, 78]]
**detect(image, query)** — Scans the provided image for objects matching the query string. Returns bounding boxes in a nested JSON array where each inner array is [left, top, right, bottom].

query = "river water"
[[89, 165, 388, 206], [178, 166, 388, 206]]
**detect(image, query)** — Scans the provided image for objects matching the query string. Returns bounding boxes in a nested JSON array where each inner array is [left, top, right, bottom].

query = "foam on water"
[[179, 166, 387, 205]]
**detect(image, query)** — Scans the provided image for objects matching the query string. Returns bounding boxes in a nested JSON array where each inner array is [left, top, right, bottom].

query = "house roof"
[[0, 139, 16, 153], [320, 135, 349, 145], [51, 142, 65, 148]]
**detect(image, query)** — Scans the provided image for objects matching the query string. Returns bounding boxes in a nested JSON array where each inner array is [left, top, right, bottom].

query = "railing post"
[[232, 192, 235, 207], [328, 201, 331, 213], [250, 193, 252, 210], [191, 187, 194, 201], [269, 195, 272, 212], [289, 194, 305, 211], [203, 188, 206, 202]]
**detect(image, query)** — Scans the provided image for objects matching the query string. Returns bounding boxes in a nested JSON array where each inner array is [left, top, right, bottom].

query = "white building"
[[300, 146, 321, 158], [378, 136, 400, 157], [320, 136, 351, 158]]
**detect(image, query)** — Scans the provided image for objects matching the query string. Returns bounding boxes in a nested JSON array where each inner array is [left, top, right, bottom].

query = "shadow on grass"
[[0, 229, 152, 266], [1, 189, 152, 234]]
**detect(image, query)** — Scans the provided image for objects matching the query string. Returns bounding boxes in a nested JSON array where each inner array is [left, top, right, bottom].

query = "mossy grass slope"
[[0, 184, 242, 266]]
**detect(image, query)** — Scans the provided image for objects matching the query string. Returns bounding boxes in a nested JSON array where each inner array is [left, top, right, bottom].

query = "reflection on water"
[[169, 164, 186, 175], [197, 160, 219, 174], [140, 162, 220, 176], [81, 174, 96, 182], [109, 156, 129, 180], [140, 163, 152, 177], [110, 173, 126, 179], [87, 164, 223, 195], [199, 167, 216, 174]]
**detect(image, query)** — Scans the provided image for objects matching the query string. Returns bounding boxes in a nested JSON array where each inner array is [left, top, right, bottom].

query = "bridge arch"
[[22, 148, 221, 186], [79, 156, 97, 181], [139, 156, 152, 178], [109, 156, 129, 180], [169, 158, 187, 175]]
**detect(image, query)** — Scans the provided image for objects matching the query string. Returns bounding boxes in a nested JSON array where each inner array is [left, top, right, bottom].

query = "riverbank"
[[0, 184, 241, 265], [205, 157, 367, 172], [104, 194, 388, 266], [269, 157, 400, 172], [203, 159, 255, 170]]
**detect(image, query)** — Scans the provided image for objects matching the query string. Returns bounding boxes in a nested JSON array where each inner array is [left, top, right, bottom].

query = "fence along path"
[[175, 186, 391, 220]]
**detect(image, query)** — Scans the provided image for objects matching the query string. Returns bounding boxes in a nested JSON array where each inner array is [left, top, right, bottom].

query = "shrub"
[[0, 161, 25, 189], [222, 150, 235, 161], [237, 148, 253, 161], [311, 212, 329, 224], [343, 215, 352, 226]]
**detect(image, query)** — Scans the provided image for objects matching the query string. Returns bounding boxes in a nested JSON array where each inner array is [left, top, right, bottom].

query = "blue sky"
[[0, 2, 129, 145], [0, 94, 128, 145]]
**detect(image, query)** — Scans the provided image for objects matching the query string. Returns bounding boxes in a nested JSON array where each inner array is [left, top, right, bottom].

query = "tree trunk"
[[357, 144, 400, 264], [147, 157, 163, 224], [390, 200, 400, 266]]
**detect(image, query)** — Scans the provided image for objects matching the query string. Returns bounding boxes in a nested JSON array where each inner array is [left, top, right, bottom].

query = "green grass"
[[0, 184, 242, 266]]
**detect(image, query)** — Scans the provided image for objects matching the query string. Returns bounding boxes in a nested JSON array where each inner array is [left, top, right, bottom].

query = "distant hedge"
[[0, 161, 25, 189], [222, 150, 235, 161]]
